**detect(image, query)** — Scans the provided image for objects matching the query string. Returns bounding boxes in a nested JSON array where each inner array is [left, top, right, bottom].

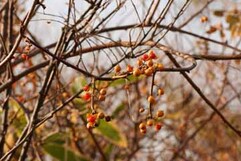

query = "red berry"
[[83, 85, 90, 91], [142, 54, 149, 61], [83, 92, 91, 101], [21, 54, 29, 60], [155, 123, 162, 131], [87, 114, 96, 123], [148, 50, 157, 59]]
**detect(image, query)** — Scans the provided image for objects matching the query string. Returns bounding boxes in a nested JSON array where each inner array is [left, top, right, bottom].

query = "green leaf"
[[43, 143, 89, 161], [94, 120, 127, 147], [73, 98, 85, 107], [110, 75, 143, 87], [112, 104, 125, 117], [71, 76, 87, 94], [8, 98, 27, 135], [42, 132, 90, 161], [43, 132, 66, 145], [104, 144, 114, 157]]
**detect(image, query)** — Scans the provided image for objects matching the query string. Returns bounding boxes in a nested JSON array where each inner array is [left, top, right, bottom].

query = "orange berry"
[[99, 88, 107, 95], [139, 122, 146, 130], [158, 88, 164, 95], [24, 45, 31, 52], [140, 68, 145, 75], [147, 119, 154, 126], [144, 68, 153, 76], [139, 107, 145, 113], [98, 94, 105, 101], [97, 112, 105, 119], [200, 16, 208, 23], [62, 92, 68, 98], [148, 95, 156, 104], [124, 84, 130, 90], [86, 122, 94, 129], [140, 128, 146, 134], [206, 26, 217, 34], [156, 63, 164, 71], [149, 66, 155, 73], [137, 59, 143, 66], [156, 110, 164, 117], [114, 65, 121, 73], [147, 59, 153, 67], [126, 65, 133, 73], [133, 68, 141, 77]]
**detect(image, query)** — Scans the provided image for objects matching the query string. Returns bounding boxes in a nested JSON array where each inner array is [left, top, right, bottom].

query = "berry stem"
[[148, 71, 156, 118], [91, 78, 96, 114]]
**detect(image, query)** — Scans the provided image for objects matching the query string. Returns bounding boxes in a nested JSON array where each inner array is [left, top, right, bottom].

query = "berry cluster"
[[139, 110, 164, 134], [83, 50, 166, 133], [113, 50, 166, 134], [86, 112, 111, 129], [114, 50, 164, 77], [81, 83, 111, 128], [82, 86, 107, 102]]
